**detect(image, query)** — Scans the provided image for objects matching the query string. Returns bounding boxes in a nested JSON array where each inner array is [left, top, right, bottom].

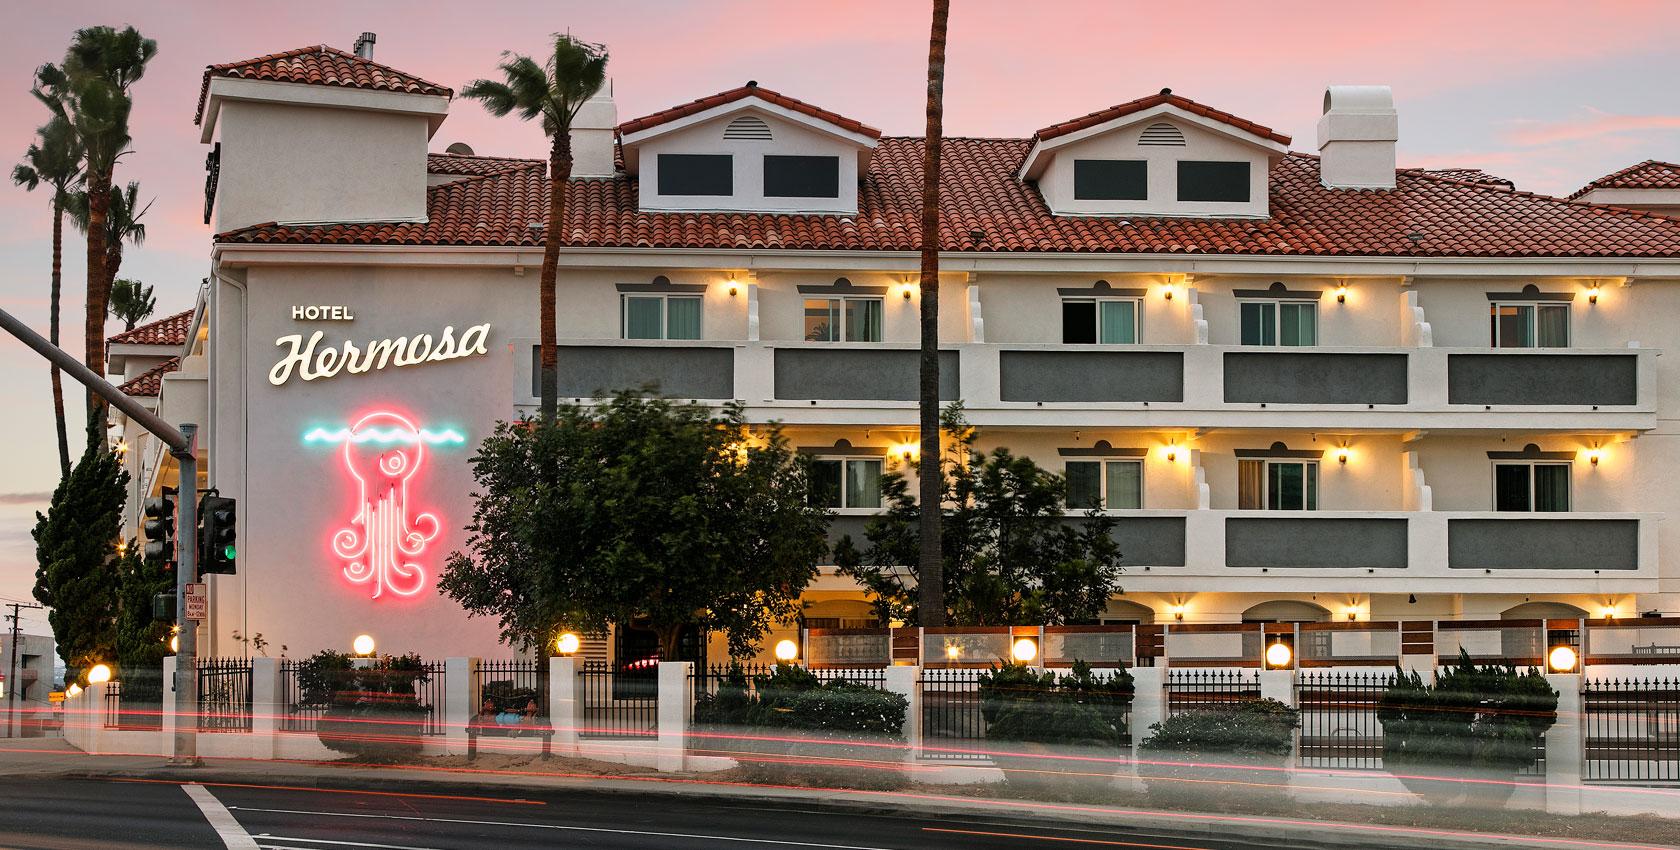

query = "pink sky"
[[2, 0, 1679, 634]]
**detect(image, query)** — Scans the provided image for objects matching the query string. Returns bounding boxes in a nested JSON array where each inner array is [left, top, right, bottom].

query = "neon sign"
[[268, 323, 491, 385], [311, 411, 454, 599]]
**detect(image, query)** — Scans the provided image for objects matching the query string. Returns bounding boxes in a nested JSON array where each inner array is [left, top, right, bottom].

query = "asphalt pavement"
[[0, 776, 1419, 850]]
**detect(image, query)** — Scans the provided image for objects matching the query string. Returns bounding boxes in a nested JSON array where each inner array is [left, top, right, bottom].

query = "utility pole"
[[0, 307, 200, 764], [5, 602, 44, 739]]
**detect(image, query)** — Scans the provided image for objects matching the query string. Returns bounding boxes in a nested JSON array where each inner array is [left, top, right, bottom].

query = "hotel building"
[[113, 37, 1680, 662]]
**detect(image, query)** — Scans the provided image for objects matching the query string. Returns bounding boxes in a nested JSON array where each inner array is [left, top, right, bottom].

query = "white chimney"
[[570, 79, 617, 178], [1317, 85, 1398, 189], [353, 32, 376, 60]]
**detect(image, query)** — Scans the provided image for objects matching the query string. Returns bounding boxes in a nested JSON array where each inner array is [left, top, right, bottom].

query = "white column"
[[656, 661, 692, 772], [161, 656, 178, 758], [1545, 673, 1583, 815], [250, 657, 281, 760], [84, 682, 108, 755], [549, 655, 579, 755], [444, 657, 474, 756], [884, 665, 919, 757], [1129, 666, 1166, 759]]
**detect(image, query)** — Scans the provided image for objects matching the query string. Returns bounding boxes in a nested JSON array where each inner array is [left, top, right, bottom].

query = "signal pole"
[[5, 602, 44, 739]]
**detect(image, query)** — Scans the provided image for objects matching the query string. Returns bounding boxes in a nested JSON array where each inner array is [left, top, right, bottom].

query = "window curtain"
[[1099, 300, 1138, 344], [1065, 462, 1101, 509], [1493, 304, 1533, 347], [846, 459, 883, 508], [1280, 303, 1316, 346], [1106, 461, 1142, 509], [845, 298, 883, 342], [1536, 305, 1570, 347], [665, 297, 702, 340], [625, 296, 663, 339], [1238, 460, 1265, 509], [1532, 464, 1569, 511], [1240, 302, 1276, 345]]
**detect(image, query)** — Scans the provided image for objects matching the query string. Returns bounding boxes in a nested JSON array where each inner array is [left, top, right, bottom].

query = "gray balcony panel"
[[1225, 517, 1408, 569], [1109, 516, 1187, 567], [1223, 352, 1407, 405], [541, 345, 734, 399], [774, 349, 959, 401], [1448, 518, 1638, 570], [999, 351, 1184, 403], [1447, 354, 1637, 406], [825, 514, 874, 552]]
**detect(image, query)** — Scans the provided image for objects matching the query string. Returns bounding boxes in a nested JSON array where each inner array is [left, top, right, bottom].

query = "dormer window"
[[657, 154, 732, 196], [764, 155, 840, 198], [1177, 161, 1251, 202], [1073, 160, 1147, 200]]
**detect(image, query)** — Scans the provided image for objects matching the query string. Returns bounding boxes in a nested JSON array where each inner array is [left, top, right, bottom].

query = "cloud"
[[1504, 111, 1680, 147], [0, 493, 52, 506]]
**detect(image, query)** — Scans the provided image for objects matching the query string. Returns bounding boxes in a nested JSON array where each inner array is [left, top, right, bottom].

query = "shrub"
[[1379, 651, 1559, 774], [979, 660, 1134, 747], [298, 650, 432, 760], [751, 663, 908, 735], [1138, 698, 1299, 759]]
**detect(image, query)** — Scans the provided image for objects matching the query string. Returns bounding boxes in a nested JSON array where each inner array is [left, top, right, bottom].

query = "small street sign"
[[184, 583, 208, 621]]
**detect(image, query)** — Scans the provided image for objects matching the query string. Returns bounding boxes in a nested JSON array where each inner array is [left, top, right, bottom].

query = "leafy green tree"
[[32, 417, 126, 684], [441, 393, 831, 659], [107, 278, 155, 331], [836, 404, 1124, 626], [33, 25, 157, 422], [12, 113, 83, 478], [114, 545, 169, 718], [462, 35, 607, 424]]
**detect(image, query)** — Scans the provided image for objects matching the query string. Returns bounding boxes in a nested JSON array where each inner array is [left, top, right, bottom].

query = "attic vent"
[[1138, 122, 1186, 146], [724, 116, 773, 141]]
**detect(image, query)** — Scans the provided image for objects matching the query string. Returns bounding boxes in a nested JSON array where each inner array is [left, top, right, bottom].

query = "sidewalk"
[[2, 738, 1675, 850]]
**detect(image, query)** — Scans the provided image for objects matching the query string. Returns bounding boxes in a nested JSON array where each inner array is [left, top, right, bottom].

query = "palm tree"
[[36, 25, 157, 424], [69, 180, 151, 315], [109, 279, 155, 332], [462, 35, 608, 424], [12, 113, 83, 478], [917, 0, 951, 627]]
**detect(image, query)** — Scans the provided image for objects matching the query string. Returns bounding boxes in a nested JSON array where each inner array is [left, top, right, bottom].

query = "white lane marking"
[[255, 839, 444, 850], [228, 806, 901, 849], [184, 784, 262, 850]]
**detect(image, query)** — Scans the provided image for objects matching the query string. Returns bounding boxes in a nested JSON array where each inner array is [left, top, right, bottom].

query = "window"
[[1490, 303, 1569, 348], [1177, 161, 1251, 202], [810, 458, 883, 509], [1062, 298, 1140, 344], [622, 294, 701, 340], [1065, 460, 1143, 510], [1238, 460, 1318, 510], [657, 153, 732, 196], [804, 297, 882, 342], [1493, 462, 1569, 512], [1073, 159, 1148, 200], [764, 155, 840, 198], [1239, 301, 1316, 346]]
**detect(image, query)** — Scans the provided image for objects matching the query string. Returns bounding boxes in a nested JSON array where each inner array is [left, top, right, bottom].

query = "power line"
[[5, 601, 44, 739]]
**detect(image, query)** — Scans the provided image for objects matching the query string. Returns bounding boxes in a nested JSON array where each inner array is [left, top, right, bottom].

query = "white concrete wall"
[[635, 109, 861, 214]]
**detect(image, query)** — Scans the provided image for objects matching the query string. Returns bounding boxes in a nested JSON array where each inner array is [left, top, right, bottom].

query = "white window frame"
[[1239, 459, 1320, 510], [1489, 301, 1571, 348], [803, 296, 884, 343], [1491, 460, 1572, 512], [1238, 299, 1318, 347], [621, 293, 703, 340], [1064, 458, 1144, 510], [811, 456, 884, 510], [1061, 297, 1143, 345]]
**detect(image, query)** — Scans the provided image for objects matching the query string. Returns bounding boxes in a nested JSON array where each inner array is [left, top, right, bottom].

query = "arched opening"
[[1100, 599, 1157, 626], [1501, 602, 1587, 620], [1499, 601, 1587, 661], [800, 599, 879, 630], [1241, 600, 1330, 658]]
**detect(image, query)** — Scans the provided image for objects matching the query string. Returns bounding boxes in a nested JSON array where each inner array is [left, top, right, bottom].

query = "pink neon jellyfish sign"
[[304, 411, 463, 599]]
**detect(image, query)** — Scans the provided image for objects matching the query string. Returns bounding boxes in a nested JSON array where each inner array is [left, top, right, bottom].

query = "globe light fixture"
[[1011, 637, 1038, 664], [1548, 645, 1579, 673], [352, 634, 376, 657], [87, 664, 113, 685], [774, 639, 799, 663], [556, 632, 581, 655], [1265, 640, 1293, 669]]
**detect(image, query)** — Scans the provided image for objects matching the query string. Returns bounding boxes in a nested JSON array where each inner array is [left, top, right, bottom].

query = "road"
[[0, 776, 1418, 850]]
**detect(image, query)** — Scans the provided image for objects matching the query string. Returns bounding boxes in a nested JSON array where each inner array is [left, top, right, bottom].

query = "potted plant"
[[709, 663, 910, 790], [1379, 651, 1558, 807], [1137, 697, 1299, 808], [301, 651, 432, 761], [979, 660, 1134, 798]]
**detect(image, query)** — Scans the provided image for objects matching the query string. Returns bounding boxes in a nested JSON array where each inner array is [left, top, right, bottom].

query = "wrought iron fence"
[[1583, 677, 1680, 782], [918, 667, 988, 761], [1294, 671, 1393, 770], [691, 663, 775, 703], [279, 659, 448, 736], [474, 659, 547, 716], [197, 658, 253, 732], [279, 659, 324, 733], [102, 682, 121, 729], [416, 660, 447, 736], [1164, 669, 1262, 717], [811, 667, 889, 688], [578, 660, 657, 739]]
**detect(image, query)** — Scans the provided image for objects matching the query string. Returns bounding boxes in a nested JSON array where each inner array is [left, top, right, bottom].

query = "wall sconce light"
[[1345, 609, 1358, 622], [1336, 447, 1349, 465], [1165, 442, 1178, 463], [1600, 606, 1618, 621], [1171, 605, 1186, 622], [1587, 447, 1601, 467], [727, 278, 739, 297], [1548, 644, 1578, 673], [1335, 284, 1348, 304], [902, 282, 914, 301], [1163, 285, 1175, 301], [1587, 284, 1600, 305]]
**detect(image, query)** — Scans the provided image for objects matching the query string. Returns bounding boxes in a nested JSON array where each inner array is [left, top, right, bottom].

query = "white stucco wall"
[[634, 108, 863, 214], [1037, 119, 1273, 218]]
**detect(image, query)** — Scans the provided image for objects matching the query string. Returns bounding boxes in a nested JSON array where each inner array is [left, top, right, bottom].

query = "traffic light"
[[198, 495, 237, 576], [142, 487, 177, 565]]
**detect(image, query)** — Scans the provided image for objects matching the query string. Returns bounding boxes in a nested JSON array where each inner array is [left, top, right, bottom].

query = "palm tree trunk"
[[539, 133, 570, 424], [49, 199, 70, 479], [84, 171, 112, 428], [917, 0, 951, 628]]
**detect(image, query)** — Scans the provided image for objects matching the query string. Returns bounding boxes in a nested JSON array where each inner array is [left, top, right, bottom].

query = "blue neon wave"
[[302, 427, 466, 446]]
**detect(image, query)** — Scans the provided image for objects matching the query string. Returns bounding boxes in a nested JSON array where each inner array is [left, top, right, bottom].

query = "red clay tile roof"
[[427, 153, 543, 177], [1419, 168, 1514, 189], [1569, 160, 1680, 199], [218, 139, 1680, 258], [1033, 90, 1291, 146], [618, 84, 882, 140], [119, 357, 180, 398], [107, 309, 193, 347], [196, 45, 452, 125]]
